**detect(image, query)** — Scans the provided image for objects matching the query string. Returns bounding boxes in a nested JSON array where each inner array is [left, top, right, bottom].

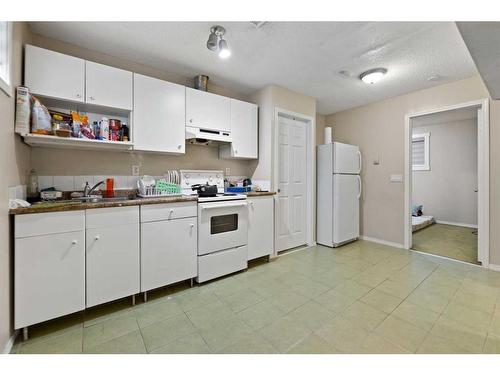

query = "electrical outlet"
[[225, 167, 230, 176], [132, 165, 140, 176]]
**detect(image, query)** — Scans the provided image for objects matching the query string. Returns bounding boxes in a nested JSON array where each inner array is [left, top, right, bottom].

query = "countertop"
[[9, 191, 276, 215], [9, 195, 198, 215], [246, 191, 276, 197]]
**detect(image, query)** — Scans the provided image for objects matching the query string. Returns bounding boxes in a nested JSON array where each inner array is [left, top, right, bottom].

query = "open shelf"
[[22, 133, 134, 151]]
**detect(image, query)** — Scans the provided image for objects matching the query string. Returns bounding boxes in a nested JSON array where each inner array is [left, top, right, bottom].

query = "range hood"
[[185, 126, 232, 146]]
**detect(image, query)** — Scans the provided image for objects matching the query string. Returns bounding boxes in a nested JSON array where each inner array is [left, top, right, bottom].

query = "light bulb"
[[218, 39, 231, 59]]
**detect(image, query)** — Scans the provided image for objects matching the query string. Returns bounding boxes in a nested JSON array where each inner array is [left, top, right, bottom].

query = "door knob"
[[71, 240, 78, 245]]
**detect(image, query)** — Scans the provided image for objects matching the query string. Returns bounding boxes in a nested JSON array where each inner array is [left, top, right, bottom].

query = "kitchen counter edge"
[[246, 191, 276, 197], [9, 196, 199, 215]]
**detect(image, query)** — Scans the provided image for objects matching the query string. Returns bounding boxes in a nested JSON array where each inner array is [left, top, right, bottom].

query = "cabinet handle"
[[235, 149, 238, 155], [95, 235, 100, 240], [189, 119, 193, 123], [190, 224, 194, 228], [177, 145, 182, 150], [89, 96, 95, 101], [76, 94, 81, 98], [72, 240, 78, 245]]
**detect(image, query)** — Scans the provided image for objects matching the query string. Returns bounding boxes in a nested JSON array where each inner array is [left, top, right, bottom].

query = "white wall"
[[412, 115, 478, 226], [0, 23, 32, 353]]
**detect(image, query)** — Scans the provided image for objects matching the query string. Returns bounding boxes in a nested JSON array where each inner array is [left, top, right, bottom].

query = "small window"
[[412, 132, 430, 171], [0, 22, 12, 97]]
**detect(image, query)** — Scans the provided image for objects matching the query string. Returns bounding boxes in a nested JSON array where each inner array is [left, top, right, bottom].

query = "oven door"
[[198, 200, 248, 255]]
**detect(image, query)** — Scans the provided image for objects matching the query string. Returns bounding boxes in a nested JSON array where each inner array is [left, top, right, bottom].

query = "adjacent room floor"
[[412, 223, 479, 264], [11, 241, 500, 354]]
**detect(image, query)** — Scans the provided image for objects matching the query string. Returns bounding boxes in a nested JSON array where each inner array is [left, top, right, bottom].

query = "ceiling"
[[412, 107, 477, 128], [456, 22, 500, 100], [29, 22, 478, 114]]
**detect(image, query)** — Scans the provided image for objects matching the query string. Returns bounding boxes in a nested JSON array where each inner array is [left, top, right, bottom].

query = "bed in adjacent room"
[[412, 215, 435, 232]]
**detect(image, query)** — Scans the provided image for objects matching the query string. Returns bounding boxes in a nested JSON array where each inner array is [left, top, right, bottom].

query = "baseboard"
[[435, 220, 478, 229], [359, 235, 406, 249], [489, 263, 500, 272], [2, 330, 18, 354]]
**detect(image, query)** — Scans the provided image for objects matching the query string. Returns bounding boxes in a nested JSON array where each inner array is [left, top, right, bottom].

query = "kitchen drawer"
[[86, 206, 139, 229], [15, 210, 85, 238], [140, 202, 197, 223], [197, 245, 248, 283]]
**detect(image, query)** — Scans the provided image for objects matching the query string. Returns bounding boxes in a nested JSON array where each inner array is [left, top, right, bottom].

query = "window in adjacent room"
[[412, 132, 430, 171], [0, 22, 13, 96]]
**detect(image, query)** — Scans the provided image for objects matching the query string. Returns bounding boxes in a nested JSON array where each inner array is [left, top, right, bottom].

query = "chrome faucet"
[[83, 181, 105, 197]]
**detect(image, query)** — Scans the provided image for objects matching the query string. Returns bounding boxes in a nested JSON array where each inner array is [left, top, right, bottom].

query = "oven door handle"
[[200, 202, 248, 210]]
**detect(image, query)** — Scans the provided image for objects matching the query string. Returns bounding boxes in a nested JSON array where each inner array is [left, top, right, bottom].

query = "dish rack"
[[137, 179, 182, 198]]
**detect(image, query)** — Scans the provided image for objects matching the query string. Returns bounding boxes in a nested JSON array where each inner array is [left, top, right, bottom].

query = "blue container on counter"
[[225, 186, 252, 193]]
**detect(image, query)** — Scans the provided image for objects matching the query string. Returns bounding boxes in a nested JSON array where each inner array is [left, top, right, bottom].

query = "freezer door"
[[333, 142, 361, 174], [333, 174, 360, 245]]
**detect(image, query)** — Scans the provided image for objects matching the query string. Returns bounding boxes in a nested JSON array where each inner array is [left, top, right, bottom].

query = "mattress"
[[412, 215, 435, 232]]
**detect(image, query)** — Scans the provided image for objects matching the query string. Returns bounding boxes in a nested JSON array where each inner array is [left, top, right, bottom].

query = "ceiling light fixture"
[[359, 68, 387, 84], [206, 25, 231, 59]]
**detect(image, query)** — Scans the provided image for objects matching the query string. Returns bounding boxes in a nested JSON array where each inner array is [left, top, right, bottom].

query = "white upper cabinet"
[[25, 44, 85, 102], [220, 99, 258, 159], [186, 87, 231, 132], [133, 74, 186, 153], [85, 61, 133, 110]]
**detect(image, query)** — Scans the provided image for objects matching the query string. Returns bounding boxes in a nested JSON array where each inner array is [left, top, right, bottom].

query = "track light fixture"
[[206, 25, 231, 59]]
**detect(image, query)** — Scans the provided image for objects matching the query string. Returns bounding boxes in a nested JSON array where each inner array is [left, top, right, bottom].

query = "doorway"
[[274, 109, 315, 254], [404, 100, 489, 266]]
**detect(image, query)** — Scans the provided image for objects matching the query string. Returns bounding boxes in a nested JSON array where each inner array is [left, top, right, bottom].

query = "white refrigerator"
[[317, 142, 362, 247]]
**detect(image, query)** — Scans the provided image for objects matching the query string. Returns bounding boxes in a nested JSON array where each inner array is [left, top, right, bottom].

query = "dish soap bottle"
[[27, 169, 39, 203]]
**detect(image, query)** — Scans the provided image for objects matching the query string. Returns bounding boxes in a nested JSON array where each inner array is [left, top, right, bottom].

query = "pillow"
[[412, 204, 423, 217]]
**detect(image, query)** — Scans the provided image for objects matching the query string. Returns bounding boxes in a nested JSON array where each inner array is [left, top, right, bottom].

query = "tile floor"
[[412, 224, 479, 264], [11, 240, 500, 354]]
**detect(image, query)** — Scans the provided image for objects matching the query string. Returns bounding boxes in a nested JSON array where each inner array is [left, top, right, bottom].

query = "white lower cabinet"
[[140, 202, 197, 292], [85, 207, 140, 308], [248, 196, 274, 260], [141, 217, 197, 292], [14, 211, 86, 330]]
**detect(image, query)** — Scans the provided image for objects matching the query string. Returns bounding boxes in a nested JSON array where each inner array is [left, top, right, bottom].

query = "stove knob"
[[209, 177, 213, 182], [216, 174, 221, 178]]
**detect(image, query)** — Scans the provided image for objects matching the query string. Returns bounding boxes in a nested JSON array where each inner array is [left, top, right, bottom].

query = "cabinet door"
[[133, 74, 186, 153], [86, 224, 140, 307], [141, 217, 197, 292], [15, 231, 85, 329], [186, 87, 230, 132], [220, 99, 258, 159], [25, 45, 85, 102], [248, 197, 274, 260], [85, 61, 133, 110]]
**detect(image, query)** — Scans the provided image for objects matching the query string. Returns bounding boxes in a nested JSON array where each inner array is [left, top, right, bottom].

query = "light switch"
[[372, 155, 380, 165], [390, 174, 403, 183]]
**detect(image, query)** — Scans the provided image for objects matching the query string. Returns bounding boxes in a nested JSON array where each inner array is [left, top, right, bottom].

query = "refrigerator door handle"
[[357, 150, 362, 173], [357, 175, 362, 199]]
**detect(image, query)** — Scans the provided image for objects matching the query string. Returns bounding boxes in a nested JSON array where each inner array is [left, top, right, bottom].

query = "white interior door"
[[333, 174, 360, 244], [276, 116, 307, 252]]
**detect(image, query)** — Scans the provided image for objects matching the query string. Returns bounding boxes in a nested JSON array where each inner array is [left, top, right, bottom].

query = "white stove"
[[180, 170, 248, 283]]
